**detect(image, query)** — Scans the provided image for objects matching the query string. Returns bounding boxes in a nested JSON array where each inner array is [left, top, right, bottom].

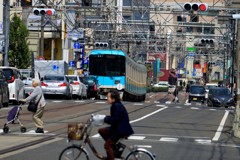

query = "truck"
[[22, 60, 68, 96], [34, 60, 68, 77]]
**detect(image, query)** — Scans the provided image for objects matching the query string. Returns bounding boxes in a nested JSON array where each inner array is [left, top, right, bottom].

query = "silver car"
[[66, 75, 87, 99], [41, 74, 72, 99]]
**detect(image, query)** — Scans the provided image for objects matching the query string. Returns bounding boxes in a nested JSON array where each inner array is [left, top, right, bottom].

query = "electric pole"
[[4, 0, 10, 66], [40, 14, 44, 57]]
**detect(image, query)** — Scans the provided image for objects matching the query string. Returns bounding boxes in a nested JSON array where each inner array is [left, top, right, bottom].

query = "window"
[[89, 55, 125, 76], [44, 76, 64, 81], [191, 15, 199, 22], [204, 27, 215, 34]]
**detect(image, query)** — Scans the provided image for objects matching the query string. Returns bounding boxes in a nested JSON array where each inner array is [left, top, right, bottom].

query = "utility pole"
[[232, 14, 240, 138], [4, 0, 10, 66], [231, 19, 236, 94], [40, 14, 44, 57]]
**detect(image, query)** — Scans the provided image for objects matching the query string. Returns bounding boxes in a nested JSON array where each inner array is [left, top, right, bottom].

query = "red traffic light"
[[199, 3, 208, 11], [46, 10, 53, 16], [183, 3, 208, 12], [33, 8, 55, 16]]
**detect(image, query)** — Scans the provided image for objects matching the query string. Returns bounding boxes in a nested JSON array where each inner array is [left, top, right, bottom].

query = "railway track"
[[0, 101, 158, 155]]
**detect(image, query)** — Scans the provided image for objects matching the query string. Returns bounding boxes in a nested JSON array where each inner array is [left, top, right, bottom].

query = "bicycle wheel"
[[59, 146, 89, 160], [125, 150, 155, 160]]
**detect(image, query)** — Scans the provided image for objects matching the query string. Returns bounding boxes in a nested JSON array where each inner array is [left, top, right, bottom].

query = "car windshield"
[[44, 76, 64, 81], [89, 54, 125, 76], [80, 77, 96, 85], [213, 89, 230, 96], [190, 86, 205, 94], [2, 69, 13, 80], [67, 76, 77, 81], [206, 85, 217, 90]]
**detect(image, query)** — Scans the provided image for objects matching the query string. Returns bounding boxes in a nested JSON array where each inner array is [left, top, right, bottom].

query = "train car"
[[89, 50, 147, 102]]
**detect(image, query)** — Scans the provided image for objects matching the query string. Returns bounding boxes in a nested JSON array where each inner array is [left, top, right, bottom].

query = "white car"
[[205, 83, 218, 99], [66, 75, 87, 99], [153, 81, 169, 88], [0, 67, 25, 104]]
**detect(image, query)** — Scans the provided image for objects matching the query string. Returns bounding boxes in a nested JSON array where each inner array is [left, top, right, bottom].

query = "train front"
[[89, 50, 126, 99]]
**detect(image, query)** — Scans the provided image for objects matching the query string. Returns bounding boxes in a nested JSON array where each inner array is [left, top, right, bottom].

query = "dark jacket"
[[104, 102, 134, 136]]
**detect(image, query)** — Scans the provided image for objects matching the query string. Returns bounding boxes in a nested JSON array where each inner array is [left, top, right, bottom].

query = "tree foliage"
[[9, 13, 30, 68]]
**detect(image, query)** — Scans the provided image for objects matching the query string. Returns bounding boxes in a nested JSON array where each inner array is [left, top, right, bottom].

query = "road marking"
[[75, 101, 85, 103], [184, 102, 191, 106], [156, 104, 167, 107], [212, 110, 229, 141], [195, 139, 212, 144], [0, 129, 3, 133], [95, 101, 106, 104], [175, 106, 182, 109], [190, 107, 199, 110], [128, 136, 145, 140], [22, 130, 55, 135], [134, 134, 210, 139], [92, 134, 100, 138], [160, 137, 178, 142], [165, 101, 171, 104], [133, 103, 143, 106], [209, 109, 217, 111], [134, 145, 152, 148], [145, 101, 150, 103], [130, 107, 168, 123], [154, 101, 160, 104], [52, 101, 63, 103]]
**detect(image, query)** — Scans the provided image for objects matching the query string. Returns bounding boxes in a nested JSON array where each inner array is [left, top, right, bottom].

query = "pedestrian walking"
[[172, 86, 179, 103], [186, 83, 190, 93], [98, 90, 134, 160], [21, 79, 46, 133]]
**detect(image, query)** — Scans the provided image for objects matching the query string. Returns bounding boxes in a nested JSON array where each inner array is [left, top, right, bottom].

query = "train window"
[[89, 55, 125, 76]]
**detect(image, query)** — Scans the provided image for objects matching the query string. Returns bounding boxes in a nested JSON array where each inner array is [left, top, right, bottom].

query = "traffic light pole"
[[4, 0, 10, 66], [40, 14, 44, 57]]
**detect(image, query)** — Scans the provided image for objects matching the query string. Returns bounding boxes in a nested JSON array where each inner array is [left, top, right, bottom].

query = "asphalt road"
[[1, 92, 240, 160]]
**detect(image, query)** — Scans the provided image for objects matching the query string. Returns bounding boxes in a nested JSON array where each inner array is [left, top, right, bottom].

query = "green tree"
[[9, 13, 30, 68]]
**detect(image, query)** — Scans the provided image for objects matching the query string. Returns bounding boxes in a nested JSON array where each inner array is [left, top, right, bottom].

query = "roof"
[[90, 50, 126, 56]]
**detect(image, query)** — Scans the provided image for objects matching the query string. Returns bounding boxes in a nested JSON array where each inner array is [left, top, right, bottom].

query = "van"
[[0, 67, 25, 104]]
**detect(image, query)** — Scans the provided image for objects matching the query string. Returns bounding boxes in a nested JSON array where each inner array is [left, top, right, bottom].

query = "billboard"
[[147, 53, 166, 62]]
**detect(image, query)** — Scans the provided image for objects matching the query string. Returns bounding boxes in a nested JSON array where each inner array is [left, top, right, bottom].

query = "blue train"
[[89, 50, 147, 102]]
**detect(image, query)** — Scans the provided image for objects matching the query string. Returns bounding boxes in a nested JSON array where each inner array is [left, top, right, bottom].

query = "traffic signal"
[[94, 42, 108, 48], [33, 8, 55, 16], [183, 3, 208, 12], [201, 39, 214, 45]]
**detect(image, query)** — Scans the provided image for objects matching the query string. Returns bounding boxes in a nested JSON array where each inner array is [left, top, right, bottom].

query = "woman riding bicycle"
[[97, 90, 134, 160]]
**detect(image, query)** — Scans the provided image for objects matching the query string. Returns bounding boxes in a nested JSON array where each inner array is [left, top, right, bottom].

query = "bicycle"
[[59, 115, 155, 160]]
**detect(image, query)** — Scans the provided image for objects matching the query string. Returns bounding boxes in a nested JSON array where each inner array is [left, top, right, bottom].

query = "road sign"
[[187, 47, 196, 52], [69, 60, 76, 67], [0, 22, 3, 34], [67, 30, 84, 39], [73, 42, 81, 49]]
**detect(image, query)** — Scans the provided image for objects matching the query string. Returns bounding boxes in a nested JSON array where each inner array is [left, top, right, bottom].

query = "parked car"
[[207, 87, 235, 108], [79, 76, 99, 99], [0, 69, 9, 108], [66, 75, 87, 99], [41, 74, 72, 99], [188, 85, 205, 103], [153, 81, 169, 88], [0, 67, 25, 104], [205, 83, 218, 99], [23, 71, 41, 97]]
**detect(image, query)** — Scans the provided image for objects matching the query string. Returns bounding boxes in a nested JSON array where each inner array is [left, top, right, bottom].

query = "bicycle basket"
[[68, 123, 84, 141]]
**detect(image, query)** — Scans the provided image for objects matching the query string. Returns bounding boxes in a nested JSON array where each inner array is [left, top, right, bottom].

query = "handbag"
[[27, 94, 42, 112]]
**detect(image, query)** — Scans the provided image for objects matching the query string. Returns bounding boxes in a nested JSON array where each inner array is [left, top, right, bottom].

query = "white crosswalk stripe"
[[160, 137, 178, 142]]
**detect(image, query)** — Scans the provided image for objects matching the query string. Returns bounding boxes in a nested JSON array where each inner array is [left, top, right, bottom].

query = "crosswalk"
[[92, 133, 212, 144]]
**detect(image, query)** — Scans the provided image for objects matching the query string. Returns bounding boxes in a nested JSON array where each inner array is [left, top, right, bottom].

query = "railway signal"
[[33, 8, 56, 16], [94, 42, 108, 48], [183, 3, 208, 12], [201, 39, 214, 45]]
